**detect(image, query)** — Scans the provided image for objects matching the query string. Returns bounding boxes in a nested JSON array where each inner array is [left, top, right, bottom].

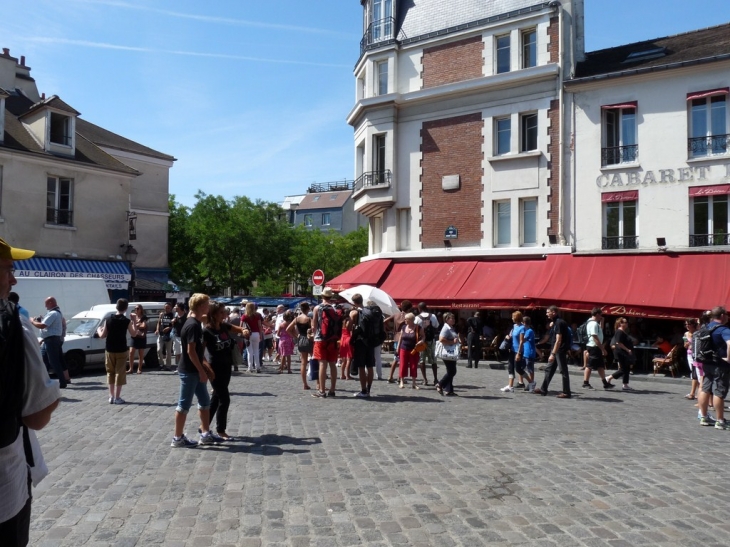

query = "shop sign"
[[596, 163, 730, 188]]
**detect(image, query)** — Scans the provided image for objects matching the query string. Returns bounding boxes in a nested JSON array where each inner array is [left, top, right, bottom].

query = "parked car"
[[61, 302, 168, 375]]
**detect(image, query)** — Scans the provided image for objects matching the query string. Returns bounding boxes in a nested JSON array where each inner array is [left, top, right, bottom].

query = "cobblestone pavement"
[[30, 359, 729, 546]]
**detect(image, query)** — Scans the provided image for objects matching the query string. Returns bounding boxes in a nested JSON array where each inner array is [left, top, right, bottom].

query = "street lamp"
[[204, 278, 213, 293]]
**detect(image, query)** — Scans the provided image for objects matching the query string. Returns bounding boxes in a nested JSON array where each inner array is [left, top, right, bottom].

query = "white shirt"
[[586, 319, 603, 347], [415, 313, 438, 336], [0, 315, 60, 522]]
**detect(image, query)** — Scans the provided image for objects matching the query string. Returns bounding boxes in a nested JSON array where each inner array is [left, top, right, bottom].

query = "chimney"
[[41, 93, 45, 100], [20, 56, 25, 66], [2, 48, 9, 56]]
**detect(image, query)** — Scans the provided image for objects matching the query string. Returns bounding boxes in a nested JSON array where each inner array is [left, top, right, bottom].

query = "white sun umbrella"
[[337, 285, 399, 316]]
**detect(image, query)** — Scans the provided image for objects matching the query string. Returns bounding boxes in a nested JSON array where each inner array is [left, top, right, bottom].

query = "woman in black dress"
[[203, 301, 250, 440], [287, 302, 313, 390]]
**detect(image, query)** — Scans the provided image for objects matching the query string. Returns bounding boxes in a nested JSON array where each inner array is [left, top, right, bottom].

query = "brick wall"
[[420, 113, 484, 248], [422, 36, 484, 89], [546, 99, 560, 237], [548, 16, 559, 64]]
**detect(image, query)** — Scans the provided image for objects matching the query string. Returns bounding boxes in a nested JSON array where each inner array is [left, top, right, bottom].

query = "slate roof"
[[297, 191, 351, 210], [1, 90, 174, 174], [573, 22, 730, 81]]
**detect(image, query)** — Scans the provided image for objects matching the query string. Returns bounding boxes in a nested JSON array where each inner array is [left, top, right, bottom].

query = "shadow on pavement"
[[59, 396, 82, 403], [575, 396, 624, 403], [196, 434, 323, 455], [457, 395, 502, 401], [237, 434, 321, 447], [367, 394, 442, 404], [229, 392, 276, 397]]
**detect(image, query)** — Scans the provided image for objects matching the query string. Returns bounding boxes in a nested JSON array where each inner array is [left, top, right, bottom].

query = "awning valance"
[[689, 184, 730, 197], [601, 190, 638, 202], [14, 257, 130, 291], [687, 88, 729, 101], [601, 101, 637, 110], [328, 259, 392, 291]]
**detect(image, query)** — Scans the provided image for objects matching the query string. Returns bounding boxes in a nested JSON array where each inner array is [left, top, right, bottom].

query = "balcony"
[[689, 233, 730, 247], [688, 134, 729, 158], [602, 236, 638, 250], [352, 170, 395, 217], [360, 17, 396, 55], [46, 208, 73, 226], [601, 145, 638, 167]]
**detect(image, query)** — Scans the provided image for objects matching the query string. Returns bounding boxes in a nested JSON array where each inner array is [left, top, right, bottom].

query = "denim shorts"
[[176, 371, 211, 413]]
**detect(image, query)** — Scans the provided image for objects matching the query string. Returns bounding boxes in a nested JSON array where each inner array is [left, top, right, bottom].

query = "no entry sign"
[[312, 269, 325, 286]]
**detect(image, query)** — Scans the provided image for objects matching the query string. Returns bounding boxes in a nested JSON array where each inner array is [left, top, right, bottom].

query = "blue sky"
[[2, 1, 729, 207]]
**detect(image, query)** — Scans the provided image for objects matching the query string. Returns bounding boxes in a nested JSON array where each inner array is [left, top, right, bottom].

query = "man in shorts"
[[311, 288, 339, 398], [582, 308, 614, 390], [96, 299, 138, 404], [698, 306, 730, 429], [349, 294, 375, 398]]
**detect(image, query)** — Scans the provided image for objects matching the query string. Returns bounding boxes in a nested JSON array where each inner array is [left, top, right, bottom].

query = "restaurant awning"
[[328, 259, 392, 291], [379, 261, 478, 306], [14, 257, 131, 291], [451, 259, 549, 309]]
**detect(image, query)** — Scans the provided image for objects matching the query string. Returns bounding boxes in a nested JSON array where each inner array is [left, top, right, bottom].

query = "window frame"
[[521, 28, 537, 69], [690, 194, 730, 246], [49, 112, 72, 146], [376, 59, 388, 96], [373, 134, 386, 181], [322, 212, 331, 226], [520, 113, 538, 152], [397, 208, 411, 251], [303, 214, 313, 227], [46, 175, 74, 226], [520, 198, 538, 246], [602, 199, 638, 250], [602, 106, 638, 166], [688, 95, 728, 158], [495, 34, 511, 74], [495, 117, 511, 156], [494, 200, 511, 247]]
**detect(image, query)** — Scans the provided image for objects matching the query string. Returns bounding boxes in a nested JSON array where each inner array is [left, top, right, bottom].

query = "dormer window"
[[362, 0, 394, 52], [50, 112, 71, 146]]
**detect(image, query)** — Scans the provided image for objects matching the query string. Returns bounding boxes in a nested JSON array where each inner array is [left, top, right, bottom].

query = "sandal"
[[684, 394, 696, 400]]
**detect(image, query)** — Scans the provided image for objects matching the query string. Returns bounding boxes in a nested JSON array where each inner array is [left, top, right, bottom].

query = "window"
[[689, 95, 728, 157], [322, 213, 331, 226], [602, 105, 637, 166], [373, 134, 386, 183], [520, 199, 537, 246], [397, 208, 411, 250], [690, 195, 730, 246], [496, 34, 511, 74], [522, 29, 537, 68], [494, 201, 511, 246], [603, 200, 637, 249], [370, 215, 383, 254], [330, 194, 338, 200], [376, 60, 388, 95], [495, 117, 511, 155], [312, 196, 320, 202], [49, 113, 71, 146], [304, 214, 313, 227], [47, 176, 73, 225], [371, 0, 393, 41], [520, 113, 537, 152]]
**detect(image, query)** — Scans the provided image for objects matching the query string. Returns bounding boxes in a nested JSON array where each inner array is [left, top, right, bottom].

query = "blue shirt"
[[512, 324, 525, 353], [40, 308, 63, 338], [17, 305, 29, 320], [522, 327, 537, 359], [710, 321, 730, 361]]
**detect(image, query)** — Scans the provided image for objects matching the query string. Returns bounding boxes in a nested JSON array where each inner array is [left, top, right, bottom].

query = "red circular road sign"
[[312, 269, 325, 286]]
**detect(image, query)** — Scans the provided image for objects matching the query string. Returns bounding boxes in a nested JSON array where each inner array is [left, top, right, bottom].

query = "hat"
[[321, 287, 334, 298], [0, 237, 34, 260]]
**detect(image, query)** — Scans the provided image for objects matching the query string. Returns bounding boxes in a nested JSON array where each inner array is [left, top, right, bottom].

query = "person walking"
[[386, 300, 412, 383], [500, 311, 525, 393], [416, 302, 439, 385], [516, 316, 537, 392], [582, 308, 614, 390], [435, 312, 459, 396], [203, 301, 249, 441], [398, 313, 423, 390], [242, 302, 264, 373], [155, 302, 174, 371], [96, 299, 138, 404], [534, 306, 572, 398], [466, 311, 483, 369], [30, 297, 67, 389], [608, 317, 634, 391], [128, 305, 148, 374]]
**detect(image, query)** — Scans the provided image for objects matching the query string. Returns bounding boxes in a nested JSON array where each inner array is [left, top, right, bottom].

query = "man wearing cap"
[[311, 288, 339, 398], [0, 238, 60, 546]]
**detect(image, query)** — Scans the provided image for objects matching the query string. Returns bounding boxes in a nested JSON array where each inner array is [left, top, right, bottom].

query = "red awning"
[[328, 259, 392, 291], [687, 87, 729, 101], [689, 184, 730, 197], [601, 101, 637, 110], [532, 254, 730, 319], [451, 259, 549, 309], [601, 190, 638, 202], [379, 261, 477, 306]]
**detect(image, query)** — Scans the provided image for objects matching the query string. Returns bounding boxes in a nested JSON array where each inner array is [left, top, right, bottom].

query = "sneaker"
[[604, 382, 615, 390], [198, 428, 226, 442], [699, 415, 715, 426], [527, 381, 536, 393], [355, 391, 369, 398], [582, 383, 594, 390], [171, 435, 197, 448], [328, 391, 336, 397], [622, 385, 633, 391], [312, 391, 327, 398], [715, 419, 727, 430], [500, 385, 514, 393], [114, 397, 126, 404], [198, 432, 219, 445], [515, 383, 526, 390], [108, 397, 114, 404]]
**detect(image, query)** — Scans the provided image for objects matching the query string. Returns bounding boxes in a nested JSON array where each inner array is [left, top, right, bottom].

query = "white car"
[[61, 302, 169, 375]]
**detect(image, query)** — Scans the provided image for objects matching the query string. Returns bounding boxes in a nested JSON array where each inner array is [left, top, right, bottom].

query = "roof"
[[76, 118, 176, 162], [297, 191, 351, 210], [574, 22, 730, 80], [280, 194, 306, 210], [19, 94, 81, 118]]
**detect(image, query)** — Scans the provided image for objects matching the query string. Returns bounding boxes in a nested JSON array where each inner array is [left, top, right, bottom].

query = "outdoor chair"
[[652, 345, 680, 377], [483, 335, 503, 362]]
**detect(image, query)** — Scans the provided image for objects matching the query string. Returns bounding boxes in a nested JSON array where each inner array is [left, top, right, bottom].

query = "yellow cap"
[[0, 237, 35, 260]]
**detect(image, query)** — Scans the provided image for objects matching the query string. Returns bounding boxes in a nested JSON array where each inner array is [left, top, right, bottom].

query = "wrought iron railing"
[[360, 17, 396, 54], [689, 233, 730, 247], [601, 145, 638, 166], [688, 134, 729, 157], [353, 170, 392, 193], [307, 180, 354, 193], [50, 134, 72, 145], [602, 236, 638, 250], [46, 208, 73, 226]]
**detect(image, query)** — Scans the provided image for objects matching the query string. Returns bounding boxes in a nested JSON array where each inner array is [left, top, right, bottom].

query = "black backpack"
[[694, 323, 721, 363], [576, 320, 590, 345], [318, 304, 343, 343], [358, 305, 386, 348], [0, 300, 26, 449], [421, 314, 436, 342]]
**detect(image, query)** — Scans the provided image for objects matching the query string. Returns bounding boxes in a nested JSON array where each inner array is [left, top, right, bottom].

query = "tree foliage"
[[168, 194, 368, 295]]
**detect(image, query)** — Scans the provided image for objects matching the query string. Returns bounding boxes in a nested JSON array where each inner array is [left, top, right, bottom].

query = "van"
[[14, 277, 110, 319], [62, 301, 169, 375]]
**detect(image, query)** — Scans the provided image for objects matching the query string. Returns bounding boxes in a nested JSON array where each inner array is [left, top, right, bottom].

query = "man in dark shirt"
[[534, 305, 572, 398], [466, 311, 483, 369], [155, 303, 175, 371], [698, 306, 730, 429], [171, 294, 217, 448], [97, 299, 138, 404]]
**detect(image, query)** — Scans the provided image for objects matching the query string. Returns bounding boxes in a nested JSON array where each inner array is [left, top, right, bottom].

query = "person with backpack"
[[697, 306, 730, 429], [415, 302, 439, 385], [348, 293, 383, 397], [466, 311, 483, 370], [0, 238, 61, 547], [582, 308, 615, 390], [311, 288, 342, 398]]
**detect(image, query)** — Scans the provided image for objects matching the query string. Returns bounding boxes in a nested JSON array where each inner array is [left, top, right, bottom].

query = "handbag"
[[411, 340, 427, 354], [297, 334, 313, 353], [435, 340, 461, 360]]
